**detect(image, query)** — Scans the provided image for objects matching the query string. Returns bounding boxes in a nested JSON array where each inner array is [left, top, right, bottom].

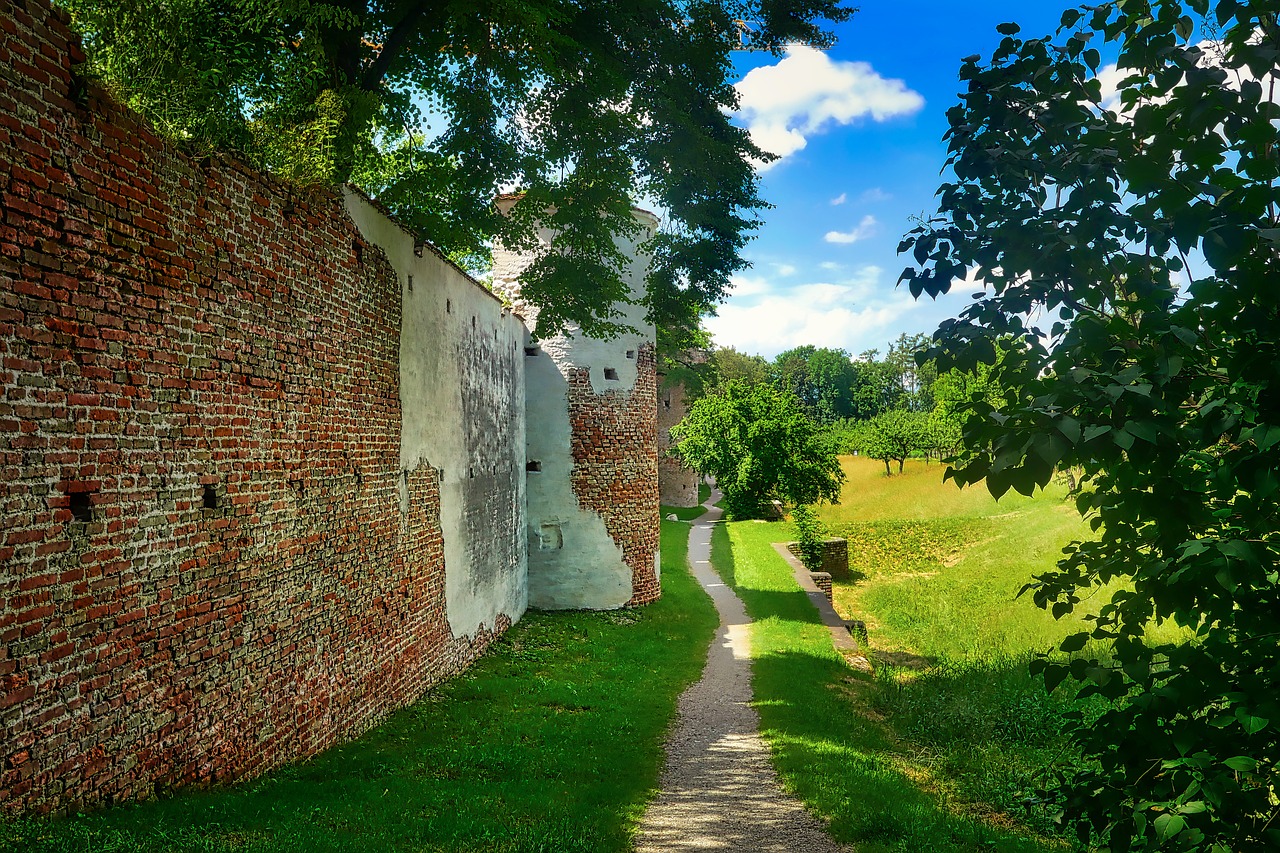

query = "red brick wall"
[[0, 0, 504, 814], [567, 344, 660, 605]]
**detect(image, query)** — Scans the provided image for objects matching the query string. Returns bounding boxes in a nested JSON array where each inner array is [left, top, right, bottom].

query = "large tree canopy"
[[902, 1, 1280, 849], [60, 0, 852, 343], [669, 380, 843, 519]]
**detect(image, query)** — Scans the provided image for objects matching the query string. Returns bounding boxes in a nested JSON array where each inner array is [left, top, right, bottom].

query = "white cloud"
[[819, 261, 843, 272], [735, 45, 924, 168], [772, 262, 798, 277], [859, 187, 891, 203], [830, 192, 847, 206], [824, 215, 878, 244], [706, 265, 921, 358], [728, 275, 772, 298]]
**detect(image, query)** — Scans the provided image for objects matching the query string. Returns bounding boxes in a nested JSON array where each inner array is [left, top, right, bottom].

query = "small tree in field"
[[901, 2, 1280, 848], [850, 409, 931, 475], [790, 504, 827, 571], [669, 381, 844, 519]]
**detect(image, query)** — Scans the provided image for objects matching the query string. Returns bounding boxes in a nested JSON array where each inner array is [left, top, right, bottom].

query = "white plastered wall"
[[493, 201, 659, 610], [344, 188, 528, 636]]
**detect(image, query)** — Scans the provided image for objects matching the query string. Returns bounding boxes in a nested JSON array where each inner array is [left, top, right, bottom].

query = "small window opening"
[[469, 466, 476, 479], [663, 397, 671, 410], [281, 200, 296, 220], [626, 350, 635, 359], [352, 239, 363, 265], [202, 484, 218, 510], [413, 239, 425, 258], [407, 274, 414, 292], [604, 368, 619, 380], [446, 299, 452, 314], [526, 460, 542, 473], [354, 469, 363, 488], [524, 346, 540, 357], [472, 315, 477, 329], [69, 491, 92, 522], [539, 522, 564, 551]]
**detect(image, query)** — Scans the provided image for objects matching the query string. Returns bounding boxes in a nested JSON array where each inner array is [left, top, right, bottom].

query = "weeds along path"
[[635, 488, 850, 853]]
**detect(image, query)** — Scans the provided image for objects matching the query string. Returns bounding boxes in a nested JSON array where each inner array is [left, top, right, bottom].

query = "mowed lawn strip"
[[713, 459, 1074, 852], [4, 520, 717, 853]]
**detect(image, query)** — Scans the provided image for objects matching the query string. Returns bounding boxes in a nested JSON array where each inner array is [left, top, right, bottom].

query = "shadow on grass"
[[711, 521, 1072, 853]]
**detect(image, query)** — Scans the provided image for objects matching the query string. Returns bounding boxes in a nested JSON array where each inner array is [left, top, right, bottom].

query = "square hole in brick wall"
[[69, 491, 92, 522], [526, 460, 541, 472], [604, 368, 618, 380], [202, 484, 218, 510]]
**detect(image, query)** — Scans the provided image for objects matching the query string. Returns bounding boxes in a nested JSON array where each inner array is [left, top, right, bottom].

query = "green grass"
[[711, 456, 1117, 850], [4, 521, 718, 853], [715, 521, 1064, 852], [659, 482, 711, 521], [661, 504, 707, 521], [825, 457, 1090, 661]]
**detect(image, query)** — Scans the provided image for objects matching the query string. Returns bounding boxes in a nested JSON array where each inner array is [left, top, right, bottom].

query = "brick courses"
[[656, 376, 698, 507], [567, 344, 661, 606], [0, 0, 506, 814]]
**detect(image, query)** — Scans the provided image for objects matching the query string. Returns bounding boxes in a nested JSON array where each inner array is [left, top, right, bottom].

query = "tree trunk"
[[883, 458, 890, 476]]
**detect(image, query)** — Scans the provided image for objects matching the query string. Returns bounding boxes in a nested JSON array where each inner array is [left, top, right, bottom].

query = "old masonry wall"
[[491, 200, 661, 610], [0, 0, 527, 814]]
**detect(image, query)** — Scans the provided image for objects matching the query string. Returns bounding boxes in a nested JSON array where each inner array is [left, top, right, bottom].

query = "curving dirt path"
[[635, 489, 850, 852]]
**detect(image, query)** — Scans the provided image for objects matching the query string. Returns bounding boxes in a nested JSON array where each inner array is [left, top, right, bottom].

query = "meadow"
[[715, 455, 1105, 851]]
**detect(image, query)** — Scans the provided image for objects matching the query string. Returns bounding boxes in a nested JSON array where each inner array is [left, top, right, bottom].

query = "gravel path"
[[635, 491, 850, 852]]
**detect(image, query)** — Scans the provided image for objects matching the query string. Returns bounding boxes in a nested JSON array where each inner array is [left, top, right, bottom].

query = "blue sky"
[[708, 2, 1074, 359]]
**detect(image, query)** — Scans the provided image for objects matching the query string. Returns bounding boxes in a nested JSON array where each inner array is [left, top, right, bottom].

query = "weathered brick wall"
[[567, 344, 661, 606], [0, 0, 510, 815], [787, 537, 849, 579], [656, 376, 698, 507]]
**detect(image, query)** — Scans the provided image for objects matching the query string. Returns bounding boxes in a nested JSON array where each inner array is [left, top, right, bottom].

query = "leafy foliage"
[[790, 503, 826, 571], [59, 0, 854, 341], [846, 409, 933, 475], [900, 2, 1280, 848], [770, 345, 859, 421], [668, 380, 844, 518]]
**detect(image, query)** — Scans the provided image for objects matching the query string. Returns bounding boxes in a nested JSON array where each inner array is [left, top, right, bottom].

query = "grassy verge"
[[661, 504, 707, 522], [659, 481, 711, 522], [4, 521, 717, 853], [715, 520, 1065, 852]]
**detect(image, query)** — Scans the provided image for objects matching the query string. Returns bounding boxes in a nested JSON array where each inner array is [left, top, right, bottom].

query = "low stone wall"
[[786, 537, 849, 580]]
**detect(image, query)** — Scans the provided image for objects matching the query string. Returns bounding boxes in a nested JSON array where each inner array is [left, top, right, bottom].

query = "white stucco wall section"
[[343, 188, 528, 637], [494, 204, 659, 610], [523, 344, 631, 609]]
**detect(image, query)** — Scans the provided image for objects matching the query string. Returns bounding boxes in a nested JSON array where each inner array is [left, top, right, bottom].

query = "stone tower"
[[657, 373, 700, 507], [491, 198, 661, 609]]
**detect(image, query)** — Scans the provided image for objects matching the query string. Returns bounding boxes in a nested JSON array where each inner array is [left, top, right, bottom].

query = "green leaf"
[[1223, 756, 1257, 772], [1154, 813, 1185, 840], [1059, 632, 1088, 653]]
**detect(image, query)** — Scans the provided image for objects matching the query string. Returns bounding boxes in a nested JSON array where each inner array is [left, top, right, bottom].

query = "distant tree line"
[[704, 334, 998, 475]]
